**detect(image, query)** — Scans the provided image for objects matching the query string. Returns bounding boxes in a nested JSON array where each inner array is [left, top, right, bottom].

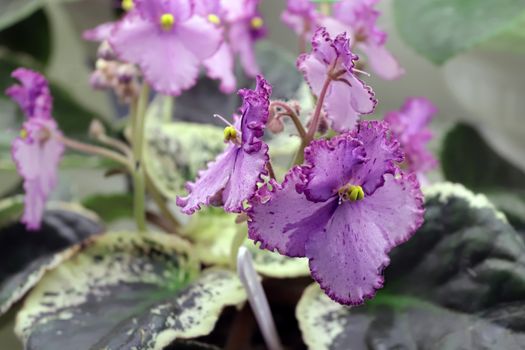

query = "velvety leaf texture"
[[394, 0, 525, 64], [0, 201, 103, 316], [15, 232, 246, 350]]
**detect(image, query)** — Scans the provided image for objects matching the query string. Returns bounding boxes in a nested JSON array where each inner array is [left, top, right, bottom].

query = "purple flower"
[[329, 0, 404, 80], [6, 69, 64, 231], [228, 7, 267, 79], [248, 121, 424, 305], [109, 0, 222, 95], [176, 76, 272, 214], [298, 27, 377, 132], [282, 0, 319, 37], [385, 97, 438, 178]]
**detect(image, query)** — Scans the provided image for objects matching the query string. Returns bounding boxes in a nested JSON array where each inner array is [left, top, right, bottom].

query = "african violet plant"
[[0, 0, 525, 349]]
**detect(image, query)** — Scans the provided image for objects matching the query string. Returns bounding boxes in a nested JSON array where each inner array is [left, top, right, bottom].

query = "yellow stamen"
[[121, 0, 134, 12], [160, 13, 175, 31], [347, 185, 365, 202], [223, 126, 238, 142], [20, 128, 28, 140], [251, 16, 264, 29], [207, 13, 221, 25]]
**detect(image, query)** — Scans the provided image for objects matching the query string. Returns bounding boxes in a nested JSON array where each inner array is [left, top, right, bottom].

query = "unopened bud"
[[268, 117, 284, 134], [89, 119, 106, 139], [116, 64, 137, 84]]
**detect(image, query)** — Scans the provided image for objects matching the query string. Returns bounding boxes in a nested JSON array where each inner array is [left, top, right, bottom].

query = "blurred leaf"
[[0, 0, 81, 32], [297, 285, 525, 350], [251, 41, 303, 100], [15, 232, 246, 350], [441, 123, 525, 191], [0, 9, 51, 65], [82, 193, 133, 223], [0, 200, 103, 316], [297, 183, 525, 349], [394, 0, 525, 64], [183, 208, 310, 278], [144, 96, 226, 200], [441, 123, 525, 227]]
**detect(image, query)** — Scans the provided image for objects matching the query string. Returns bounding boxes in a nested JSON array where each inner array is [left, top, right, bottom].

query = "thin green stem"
[[145, 173, 181, 232], [59, 135, 132, 171], [293, 75, 332, 164], [131, 83, 150, 232], [269, 101, 307, 140]]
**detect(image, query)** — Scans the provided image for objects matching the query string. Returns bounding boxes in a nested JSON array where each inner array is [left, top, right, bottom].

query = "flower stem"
[[269, 101, 307, 140], [145, 173, 181, 232], [294, 76, 332, 164], [58, 135, 132, 171], [131, 83, 150, 232]]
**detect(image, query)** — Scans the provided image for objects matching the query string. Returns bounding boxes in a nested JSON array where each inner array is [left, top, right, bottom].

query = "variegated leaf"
[[15, 232, 246, 350]]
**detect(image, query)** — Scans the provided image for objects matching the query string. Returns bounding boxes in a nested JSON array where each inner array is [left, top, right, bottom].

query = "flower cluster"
[[284, 0, 404, 80], [84, 0, 266, 96], [177, 28, 429, 305], [6, 69, 64, 230]]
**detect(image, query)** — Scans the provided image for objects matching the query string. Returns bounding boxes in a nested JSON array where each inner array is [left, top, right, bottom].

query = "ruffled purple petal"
[[83, 22, 116, 42], [324, 74, 376, 132], [203, 42, 236, 94], [307, 171, 423, 305], [176, 145, 238, 214], [303, 135, 366, 202], [358, 172, 424, 247], [222, 143, 269, 213], [358, 42, 404, 80], [248, 167, 337, 257], [110, 14, 221, 95], [350, 121, 403, 195], [6, 68, 52, 120], [297, 53, 326, 95], [238, 75, 272, 153], [305, 201, 390, 305]]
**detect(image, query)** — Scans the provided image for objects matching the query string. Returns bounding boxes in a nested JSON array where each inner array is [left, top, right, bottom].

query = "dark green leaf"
[[82, 193, 133, 223], [15, 232, 246, 350], [441, 123, 525, 191], [0, 9, 50, 65], [0, 201, 103, 315], [297, 285, 525, 350], [393, 0, 525, 64], [0, 0, 81, 32], [386, 183, 525, 313]]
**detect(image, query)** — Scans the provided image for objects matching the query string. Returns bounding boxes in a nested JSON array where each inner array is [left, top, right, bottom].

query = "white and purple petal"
[[176, 145, 238, 215], [248, 167, 337, 257]]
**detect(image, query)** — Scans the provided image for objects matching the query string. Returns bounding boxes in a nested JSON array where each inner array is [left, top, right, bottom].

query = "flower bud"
[[97, 41, 117, 61], [89, 119, 106, 139]]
